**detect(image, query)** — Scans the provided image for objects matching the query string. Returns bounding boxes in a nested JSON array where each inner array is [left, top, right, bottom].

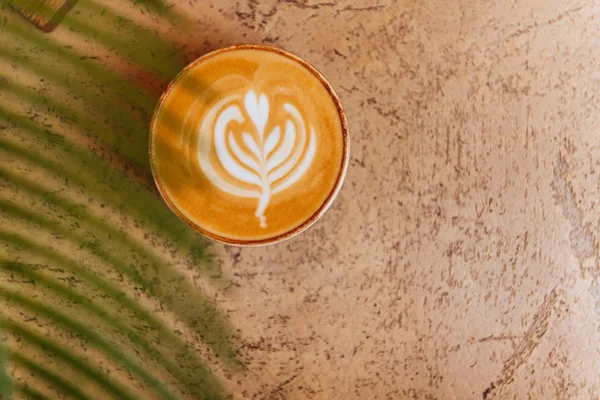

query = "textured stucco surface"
[[205, 1, 600, 399], [2, 0, 600, 399]]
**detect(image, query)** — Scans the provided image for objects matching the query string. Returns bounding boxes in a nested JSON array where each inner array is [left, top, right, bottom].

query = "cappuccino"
[[150, 45, 348, 245]]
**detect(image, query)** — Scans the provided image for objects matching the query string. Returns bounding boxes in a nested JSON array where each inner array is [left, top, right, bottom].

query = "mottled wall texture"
[[1, 0, 599, 399]]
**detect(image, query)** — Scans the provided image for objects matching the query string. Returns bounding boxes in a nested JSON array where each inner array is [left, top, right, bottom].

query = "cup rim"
[[149, 44, 350, 247]]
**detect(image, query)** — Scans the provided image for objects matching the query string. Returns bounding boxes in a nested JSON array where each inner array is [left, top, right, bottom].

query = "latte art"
[[197, 90, 317, 228], [150, 45, 348, 245]]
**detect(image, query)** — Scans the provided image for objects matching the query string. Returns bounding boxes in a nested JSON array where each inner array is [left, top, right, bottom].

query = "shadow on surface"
[[0, 0, 244, 398]]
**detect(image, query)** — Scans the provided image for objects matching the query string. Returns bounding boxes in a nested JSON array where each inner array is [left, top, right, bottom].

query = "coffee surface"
[[151, 46, 347, 243]]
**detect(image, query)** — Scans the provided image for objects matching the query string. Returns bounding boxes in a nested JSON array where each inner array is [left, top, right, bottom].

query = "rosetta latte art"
[[197, 90, 317, 228]]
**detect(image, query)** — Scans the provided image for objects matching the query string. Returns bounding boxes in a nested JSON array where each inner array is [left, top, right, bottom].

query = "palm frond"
[[0, 0, 240, 398]]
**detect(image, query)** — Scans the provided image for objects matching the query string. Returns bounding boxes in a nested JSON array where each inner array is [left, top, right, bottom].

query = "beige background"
[[2, 0, 600, 399], [209, 0, 600, 398]]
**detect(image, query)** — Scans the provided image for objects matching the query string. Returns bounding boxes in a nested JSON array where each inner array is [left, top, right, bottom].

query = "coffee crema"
[[150, 45, 348, 245]]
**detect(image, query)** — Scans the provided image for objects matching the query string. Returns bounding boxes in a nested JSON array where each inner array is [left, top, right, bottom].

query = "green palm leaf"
[[0, 0, 239, 398]]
